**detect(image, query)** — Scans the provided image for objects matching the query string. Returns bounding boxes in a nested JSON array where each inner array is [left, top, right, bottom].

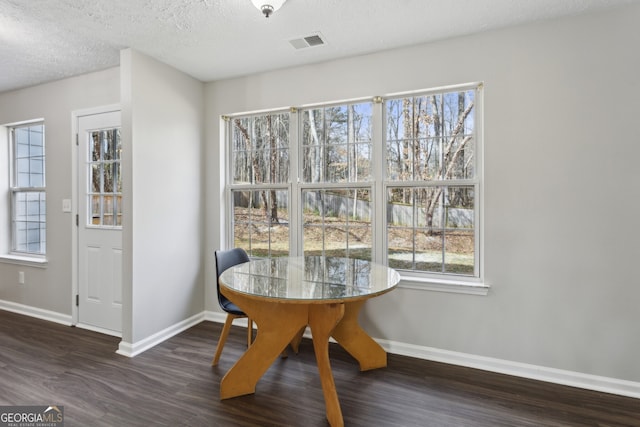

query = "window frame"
[[86, 127, 123, 229], [7, 121, 47, 260], [224, 83, 486, 294], [225, 109, 293, 257], [298, 99, 376, 260], [381, 84, 484, 291]]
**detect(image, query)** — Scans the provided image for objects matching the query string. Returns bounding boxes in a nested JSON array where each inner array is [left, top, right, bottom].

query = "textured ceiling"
[[0, 0, 635, 93]]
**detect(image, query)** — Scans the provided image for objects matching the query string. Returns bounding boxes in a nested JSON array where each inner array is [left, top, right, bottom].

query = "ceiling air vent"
[[289, 33, 326, 50]]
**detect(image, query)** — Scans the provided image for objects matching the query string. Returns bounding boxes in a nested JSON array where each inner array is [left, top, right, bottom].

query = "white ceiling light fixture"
[[251, 0, 287, 18]]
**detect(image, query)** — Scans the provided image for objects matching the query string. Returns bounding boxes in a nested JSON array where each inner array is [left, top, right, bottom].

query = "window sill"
[[398, 273, 489, 296], [0, 254, 48, 268]]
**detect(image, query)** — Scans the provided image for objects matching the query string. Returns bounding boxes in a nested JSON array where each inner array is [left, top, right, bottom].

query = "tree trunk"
[[425, 100, 474, 234], [402, 98, 412, 203], [308, 110, 322, 183], [267, 115, 279, 224]]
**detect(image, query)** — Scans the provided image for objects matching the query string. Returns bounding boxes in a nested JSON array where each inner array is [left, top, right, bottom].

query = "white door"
[[77, 111, 122, 335]]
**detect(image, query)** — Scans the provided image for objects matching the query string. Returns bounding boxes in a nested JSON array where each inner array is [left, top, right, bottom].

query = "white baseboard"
[[204, 313, 640, 399], [202, 313, 640, 399], [0, 299, 72, 326], [204, 310, 228, 324], [4, 303, 639, 400], [376, 339, 640, 400], [76, 322, 122, 338], [116, 312, 205, 358]]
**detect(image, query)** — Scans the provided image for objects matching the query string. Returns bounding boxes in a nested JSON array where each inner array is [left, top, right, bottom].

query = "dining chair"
[[212, 248, 253, 366]]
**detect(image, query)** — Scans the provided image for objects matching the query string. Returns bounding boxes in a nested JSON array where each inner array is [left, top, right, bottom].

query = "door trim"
[[71, 104, 120, 331]]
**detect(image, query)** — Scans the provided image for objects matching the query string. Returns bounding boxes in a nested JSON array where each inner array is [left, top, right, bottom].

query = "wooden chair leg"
[[247, 318, 253, 348], [212, 314, 236, 366]]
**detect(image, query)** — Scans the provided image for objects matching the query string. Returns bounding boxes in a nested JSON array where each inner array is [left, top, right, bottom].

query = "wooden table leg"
[[309, 303, 345, 427], [220, 292, 308, 400], [331, 299, 387, 371]]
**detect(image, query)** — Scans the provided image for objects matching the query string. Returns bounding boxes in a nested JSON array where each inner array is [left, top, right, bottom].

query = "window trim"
[[379, 83, 485, 293], [1, 119, 47, 262], [0, 253, 48, 267], [223, 83, 487, 294]]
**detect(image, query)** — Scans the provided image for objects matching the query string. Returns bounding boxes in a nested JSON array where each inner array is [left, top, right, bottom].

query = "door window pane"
[[87, 128, 122, 227]]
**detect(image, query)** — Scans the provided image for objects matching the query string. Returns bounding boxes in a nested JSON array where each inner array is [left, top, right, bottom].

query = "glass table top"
[[219, 256, 401, 302]]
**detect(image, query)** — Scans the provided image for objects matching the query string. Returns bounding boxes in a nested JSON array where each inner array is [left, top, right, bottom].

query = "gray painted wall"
[[206, 4, 640, 383], [0, 50, 205, 351], [120, 49, 205, 345], [0, 68, 120, 315]]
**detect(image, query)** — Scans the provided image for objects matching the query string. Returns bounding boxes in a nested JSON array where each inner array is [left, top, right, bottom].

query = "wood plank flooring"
[[0, 310, 638, 426]]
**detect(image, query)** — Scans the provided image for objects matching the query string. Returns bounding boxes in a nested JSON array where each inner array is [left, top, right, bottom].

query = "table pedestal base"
[[219, 291, 387, 427]]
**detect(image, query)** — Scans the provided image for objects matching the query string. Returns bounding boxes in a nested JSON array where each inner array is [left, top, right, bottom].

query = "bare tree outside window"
[[386, 89, 476, 275], [231, 113, 290, 257], [226, 83, 481, 279], [301, 102, 373, 259]]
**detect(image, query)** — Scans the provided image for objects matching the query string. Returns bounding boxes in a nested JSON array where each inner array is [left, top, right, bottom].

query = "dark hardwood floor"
[[0, 310, 638, 427]]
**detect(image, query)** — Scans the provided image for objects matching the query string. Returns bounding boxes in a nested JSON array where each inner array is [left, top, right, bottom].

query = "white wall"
[[120, 49, 205, 346], [0, 68, 119, 318], [206, 3, 640, 385]]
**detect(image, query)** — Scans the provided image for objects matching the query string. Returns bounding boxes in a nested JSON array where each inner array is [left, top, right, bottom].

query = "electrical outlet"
[[19, 271, 25, 285]]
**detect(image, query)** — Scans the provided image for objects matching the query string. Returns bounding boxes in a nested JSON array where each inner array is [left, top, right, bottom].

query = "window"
[[385, 89, 478, 277], [229, 112, 290, 257], [88, 128, 122, 227], [10, 122, 46, 256], [226, 83, 482, 287], [301, 102, 373, 259]]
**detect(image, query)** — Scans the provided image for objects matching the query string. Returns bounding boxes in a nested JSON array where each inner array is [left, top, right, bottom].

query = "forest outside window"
[[225, 83, 483, 288], [300, 102, 373, 259], [385, 89, 478, 278], [230, 112, 290, 257]]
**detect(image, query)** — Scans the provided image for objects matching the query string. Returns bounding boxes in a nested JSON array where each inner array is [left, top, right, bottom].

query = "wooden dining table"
[[218, 255, 401, 427]]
